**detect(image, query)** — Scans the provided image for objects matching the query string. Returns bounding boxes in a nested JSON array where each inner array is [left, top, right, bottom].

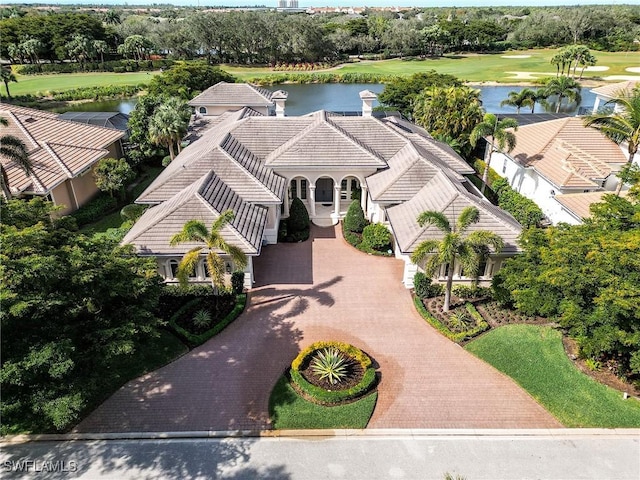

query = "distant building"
[[277, 0, 286, 7], [288, 0, 298, 7]]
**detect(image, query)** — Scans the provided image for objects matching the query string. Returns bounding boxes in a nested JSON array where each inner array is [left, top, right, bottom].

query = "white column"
[[308, 184, 316, 217], [592, 96, 601, 114], [283, 184, 290, 217], [360, 184, 368, 214], [333, 184, 341, 216]]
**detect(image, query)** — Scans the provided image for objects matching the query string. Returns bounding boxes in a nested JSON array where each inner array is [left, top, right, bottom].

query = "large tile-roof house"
[[189, 82, 288, 117], [125, 89, 522, 289], [0, 103, 125, 214], [490, 116, 628, 225]]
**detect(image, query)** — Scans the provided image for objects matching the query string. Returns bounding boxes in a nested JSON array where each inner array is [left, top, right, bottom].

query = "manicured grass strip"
[[9, 71, 159, 97], [269, 375, 377, 429], [465, 325, 640, 427]]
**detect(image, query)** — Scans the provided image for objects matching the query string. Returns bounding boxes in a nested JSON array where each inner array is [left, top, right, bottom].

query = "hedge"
[[290, 341, 376, 405], [70, 193, 118, 226], [413, 296, 489, 343], [492, 178, 545, 228], [15, 59, 173, 75], [343, 200, 367, 234], [168, 294, 247, 348]]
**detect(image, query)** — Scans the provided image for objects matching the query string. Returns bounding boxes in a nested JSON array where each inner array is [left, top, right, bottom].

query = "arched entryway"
[[315, 177, 334, 204]]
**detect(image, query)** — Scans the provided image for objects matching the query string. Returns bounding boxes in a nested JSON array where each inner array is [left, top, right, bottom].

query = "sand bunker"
[[625, 67, 640, 73], [584, 66, 609, 71], [505, 71, 554, 79], [501, 55, 532, 59]]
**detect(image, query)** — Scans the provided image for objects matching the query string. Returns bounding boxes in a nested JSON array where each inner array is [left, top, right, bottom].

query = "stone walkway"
[[76, 225, 559, 432]]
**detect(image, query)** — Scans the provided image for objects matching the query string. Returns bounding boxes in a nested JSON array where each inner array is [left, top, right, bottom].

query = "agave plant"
[[448, 311, 472, 331], [311, 347, 350, 385], [192, 309, 212, 329]]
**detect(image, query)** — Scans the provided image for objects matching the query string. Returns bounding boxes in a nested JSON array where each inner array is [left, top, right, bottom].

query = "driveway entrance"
[[76, 225, 558, 432]]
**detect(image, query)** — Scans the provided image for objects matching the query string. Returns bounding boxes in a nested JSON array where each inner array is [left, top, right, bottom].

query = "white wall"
[[195, 105, 270, 116]]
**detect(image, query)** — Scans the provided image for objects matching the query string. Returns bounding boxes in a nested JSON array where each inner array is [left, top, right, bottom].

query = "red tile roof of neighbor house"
[[0, 103, 124, 195]]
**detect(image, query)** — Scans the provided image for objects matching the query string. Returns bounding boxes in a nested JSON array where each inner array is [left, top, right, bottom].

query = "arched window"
[[198, 106, 207, 114]]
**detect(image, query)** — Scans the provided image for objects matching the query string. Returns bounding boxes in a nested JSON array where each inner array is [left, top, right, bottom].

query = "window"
[[351, 179, 358, 190], [502, 159, 507, 174], [291, 180, 297, 198], [198, 107, 207, 114], [477, 259, 487, 277], [167, 260, 179, 279], [300, 179, 307, 200], [203, 261, 210, 278]]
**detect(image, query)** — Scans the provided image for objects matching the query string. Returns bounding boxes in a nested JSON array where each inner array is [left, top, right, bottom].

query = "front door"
[[316, 178, 333, 203]]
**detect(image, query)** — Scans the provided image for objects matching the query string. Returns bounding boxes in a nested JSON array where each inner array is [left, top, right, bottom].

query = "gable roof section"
[[188, 82, 275, 108], [0, 104, 123, 195], [590, 80, 638, 99], [387, 171, 522, 255], [554, 190, 629, 221], [328, 114, 408, 160], [122, 171, 267, 256], [506, 117, 628, 189]]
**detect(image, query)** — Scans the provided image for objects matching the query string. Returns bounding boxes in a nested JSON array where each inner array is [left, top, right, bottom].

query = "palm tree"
[[411, 206, 504, 312], [528, 88, 548, 114], [500, 89, 535, 114], [545, 76, 582, 113], [92, 40, 109, 68], [1, 116, 32, 199], [169, 210, 248, 290], [584, 90, 640, 195], [149, 97, 191, 160], [469, 113, 518, 194], [0, 67, 17, 99], [103, 9, 122, 25]]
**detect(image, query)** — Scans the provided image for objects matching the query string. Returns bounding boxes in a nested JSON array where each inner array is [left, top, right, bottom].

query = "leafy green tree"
[[118, 34, 154, 61], [584, 90, 640, 194], [0, 116, 31, 200], [469, 113, 518, 194], [93, 157, 135, 199], [411, 206, 504, 312], [378, 71, 462, 117], [147, 62, 235, 99], [544, 76, 582, 113], [127, 94, 166, 165], [148, 97, 191, 160], [412, 86, 484, 154], [1, 198, 161, 433], [0, 66, 16, 99], [65, 34, 94, 70], [169, 210, 248, 290]]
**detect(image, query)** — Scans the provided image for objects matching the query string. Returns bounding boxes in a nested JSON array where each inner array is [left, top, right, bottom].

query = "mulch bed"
[[299, 357, 365, 391], [424, 296, 481, 333], [475, 300, 551, 328], [174, 296, 236, 335]]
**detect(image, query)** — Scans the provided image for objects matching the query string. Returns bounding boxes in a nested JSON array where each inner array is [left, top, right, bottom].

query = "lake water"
[[56, 83, 597, 116]]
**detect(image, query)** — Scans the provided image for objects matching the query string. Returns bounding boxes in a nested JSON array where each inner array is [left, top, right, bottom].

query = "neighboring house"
[[490, 117, 628, 225], [124, 89, 522, 289], [59, 111, 130, 139], [0, 103, 125, 215], [554, 190, 629, 224], [188, 82, 288, 117], [590, 80, 638, 114]]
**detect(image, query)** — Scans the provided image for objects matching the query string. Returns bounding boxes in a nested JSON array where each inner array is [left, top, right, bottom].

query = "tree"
[[584, 90, 640, 194], [0, 116, 31, 200], [92, 40, 109, 68], [470, 113, 518, 195], [103, 9, 121, 26], [147, 62, 235, 100], [148, 97, 191, 160], [169, 210, 248, 290], [544, 76, 582, 113], [93, 157, 135, 199], [0, 66, 16, 98], [1, 198, 162, 433], [411, 206, 504, 312], [65, 34, 94, 70], [127, 94, 166, 165], [118, 34, 154, 62], [412, 86, 484, 153], [500, 89, 535, 114], [528, 88, 549, 114], [343, 199, 367, 233]]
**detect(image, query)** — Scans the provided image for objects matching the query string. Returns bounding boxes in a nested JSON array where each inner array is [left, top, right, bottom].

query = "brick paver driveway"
[[76, 225, 559, 432]]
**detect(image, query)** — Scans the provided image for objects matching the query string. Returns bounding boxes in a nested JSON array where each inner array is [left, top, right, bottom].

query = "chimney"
[[359, 90, 377, 117], [272, 90, 288, 117]]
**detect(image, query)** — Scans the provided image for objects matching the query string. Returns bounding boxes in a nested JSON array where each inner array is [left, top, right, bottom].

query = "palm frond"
[[456, 206, 480, 232], [466, 230, 505, 253], [416, 210, 451, 232], [176, 247, 202, 287], [169, 220, 208, 246], [424, 254, 444, 278], [221, 243, 248, 270], [206, 251, 225, 289], [211, 209, 235, 233], [410, 239, 440, 265]]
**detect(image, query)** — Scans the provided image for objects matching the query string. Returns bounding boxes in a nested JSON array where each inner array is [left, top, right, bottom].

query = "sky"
[[1, 0, 635, 7]]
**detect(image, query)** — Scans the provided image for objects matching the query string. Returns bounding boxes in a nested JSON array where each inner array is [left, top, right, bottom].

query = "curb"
[[3, 428, 639, 444]]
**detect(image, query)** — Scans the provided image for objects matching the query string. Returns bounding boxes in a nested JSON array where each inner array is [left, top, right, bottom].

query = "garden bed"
[[476, 300, 549, 328], [415, 295, 489, 343]]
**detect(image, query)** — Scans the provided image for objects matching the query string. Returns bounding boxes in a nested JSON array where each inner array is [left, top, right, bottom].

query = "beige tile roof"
[[506, 117, 627, 189], [554, 190, 629, 221], [122, 171, 267, 256], [0, 104, 123, 195], [590, 80, 638, 99], [387, 171, 522, 255], [188, 82, 276, 107]]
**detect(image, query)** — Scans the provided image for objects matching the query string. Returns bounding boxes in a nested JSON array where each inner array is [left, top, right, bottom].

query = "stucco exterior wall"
[[50, 181, 76, 215], [70, 166, 100, 208], [156, 255, 255, 289]]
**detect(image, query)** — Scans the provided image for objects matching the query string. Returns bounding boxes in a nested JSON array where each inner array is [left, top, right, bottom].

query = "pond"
[[55, 83, 597, 116]]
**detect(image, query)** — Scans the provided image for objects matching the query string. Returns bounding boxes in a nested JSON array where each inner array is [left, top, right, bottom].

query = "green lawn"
[[225, 49, 638, 83], [8, 71, 159, 97], [269, 375, 378, 429], [465, 325, 640, 427]]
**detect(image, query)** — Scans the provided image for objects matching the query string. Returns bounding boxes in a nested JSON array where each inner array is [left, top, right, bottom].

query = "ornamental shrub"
[[231, 271, 245, 294], [120, 203, 147, 222], [343, 199, 367, 233], [288, 197, 310, 234], [70, 193, 117, 226], [413, 272, 445, 298], [361, 223, 392, 251]]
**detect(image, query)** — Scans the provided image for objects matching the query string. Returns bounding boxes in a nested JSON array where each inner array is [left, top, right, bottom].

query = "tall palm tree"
[[0, 116, 32, 199], [169, 210, 248, 290], [411, 206, 504, 312], [500, 89, 535, 114], [545, 76, 582, 113], [103, 9, 122, 25], [149, 97, 191, 160], [469, 113, 518, 195], [528, 88, 549, 114], [0, 67, 17, 99], [584, 90, 640, 195]]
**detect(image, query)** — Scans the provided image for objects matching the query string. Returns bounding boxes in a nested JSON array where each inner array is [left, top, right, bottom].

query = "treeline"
[[1, 6, 638, 70]]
